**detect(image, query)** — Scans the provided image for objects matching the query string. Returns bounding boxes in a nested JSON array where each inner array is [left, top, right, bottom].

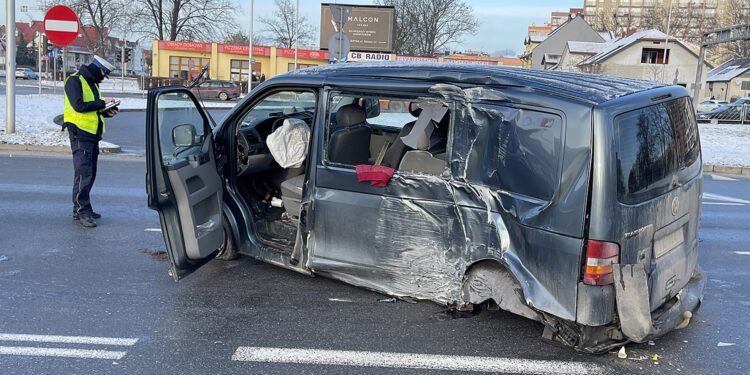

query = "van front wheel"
[[215, 215, 239, 260]]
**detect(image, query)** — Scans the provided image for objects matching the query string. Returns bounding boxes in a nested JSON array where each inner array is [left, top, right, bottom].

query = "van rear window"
[[615, 97, 700, 204]]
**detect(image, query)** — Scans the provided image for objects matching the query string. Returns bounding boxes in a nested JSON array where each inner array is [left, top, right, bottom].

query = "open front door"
[[146, 87, 224, 280]]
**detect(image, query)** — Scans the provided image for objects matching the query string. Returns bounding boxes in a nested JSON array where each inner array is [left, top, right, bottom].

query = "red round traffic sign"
[[44, 5, 80, 47]]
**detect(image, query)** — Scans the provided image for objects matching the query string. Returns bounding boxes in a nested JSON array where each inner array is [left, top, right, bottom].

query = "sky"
[[2, 0, 583, 56]]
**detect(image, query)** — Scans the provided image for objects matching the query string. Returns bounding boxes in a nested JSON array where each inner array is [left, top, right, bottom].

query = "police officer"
[[63, 55, 119, 228]]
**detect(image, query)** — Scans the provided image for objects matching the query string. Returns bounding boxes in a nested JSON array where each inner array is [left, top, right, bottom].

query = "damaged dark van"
[[145, 63, 705, 353]]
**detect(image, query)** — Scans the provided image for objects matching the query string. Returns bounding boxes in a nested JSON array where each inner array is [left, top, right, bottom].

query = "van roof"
[[290, 62, 666, 104]]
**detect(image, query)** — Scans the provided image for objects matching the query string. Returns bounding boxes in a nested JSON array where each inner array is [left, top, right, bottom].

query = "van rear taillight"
[[583, 240, 620, 286]]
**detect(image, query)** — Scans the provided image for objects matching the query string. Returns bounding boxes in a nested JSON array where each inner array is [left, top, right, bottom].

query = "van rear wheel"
[[215, 215, 239, 260]]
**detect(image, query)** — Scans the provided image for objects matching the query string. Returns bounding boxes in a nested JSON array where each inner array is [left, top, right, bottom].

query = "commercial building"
[[150, 41, 523, 82], [150, 41, 330, 81], [705, 58, 750, 102]]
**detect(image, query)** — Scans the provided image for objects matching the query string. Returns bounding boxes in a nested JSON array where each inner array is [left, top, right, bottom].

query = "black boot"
[[78, 214, 98, 228], [73, 211, 101, 220]]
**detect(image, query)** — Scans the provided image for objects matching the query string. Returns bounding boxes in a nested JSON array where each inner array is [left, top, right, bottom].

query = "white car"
[[696, 99, 728, 113], [15, 68, 39, 80]]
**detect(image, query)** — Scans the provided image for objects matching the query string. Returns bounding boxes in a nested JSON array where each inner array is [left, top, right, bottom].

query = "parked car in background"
[[695, 99, 728, 113], [190, 80, 239, 101], [146, 63, 704, 354], [15, 68, 38, 80], [697, 98, 750, 123]]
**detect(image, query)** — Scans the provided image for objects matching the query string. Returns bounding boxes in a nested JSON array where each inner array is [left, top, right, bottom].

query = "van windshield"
[[615, 97, 700, 204]]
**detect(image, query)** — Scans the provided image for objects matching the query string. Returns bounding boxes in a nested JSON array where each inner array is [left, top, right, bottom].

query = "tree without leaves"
[[222, 31, 264, 46], [377, 0, 479, 56], [130, 0, 238, 41], [258, 0, 316, 48]]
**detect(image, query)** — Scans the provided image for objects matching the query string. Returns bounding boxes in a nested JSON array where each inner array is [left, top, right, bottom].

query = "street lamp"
[[248, 0, 254, 94], [6, 0, 16, 134]]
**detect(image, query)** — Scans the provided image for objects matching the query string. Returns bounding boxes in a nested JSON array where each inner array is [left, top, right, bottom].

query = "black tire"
[[215, 214, 239, 261], [219, 91, 229, 101]]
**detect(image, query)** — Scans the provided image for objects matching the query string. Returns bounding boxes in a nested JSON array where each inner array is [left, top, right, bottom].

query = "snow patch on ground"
[[699, 124, 750, 167]]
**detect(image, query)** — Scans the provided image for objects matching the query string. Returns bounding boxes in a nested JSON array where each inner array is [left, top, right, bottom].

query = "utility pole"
[[248, 0, 254, 94], [294, 0, 299, 70], [662, 0, 673, 83], [121, 39, 125, 92], [5, 0, 16, 134], [37, 32, 43, 94]]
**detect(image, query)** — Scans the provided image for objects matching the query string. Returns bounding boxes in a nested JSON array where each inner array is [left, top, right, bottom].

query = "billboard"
[[320, 4, 395, 53]]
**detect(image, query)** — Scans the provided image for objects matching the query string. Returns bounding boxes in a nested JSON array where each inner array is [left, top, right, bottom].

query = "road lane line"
[[702, 202, 744, 206], [144, 228, 162, 232], [0, 333, 138, 346], [0, 346, 127, 360], [735, 252, 750, 256], [702, 193, 750, 205], [231, 346, 608, 375], [710, 174, 738, 181]]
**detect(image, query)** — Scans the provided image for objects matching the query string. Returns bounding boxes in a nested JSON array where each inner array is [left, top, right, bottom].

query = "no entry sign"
[[44, 5, 80, 47]]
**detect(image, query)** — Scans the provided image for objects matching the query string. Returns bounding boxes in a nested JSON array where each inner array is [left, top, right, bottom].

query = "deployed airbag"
[[266, 118, 310, 168]]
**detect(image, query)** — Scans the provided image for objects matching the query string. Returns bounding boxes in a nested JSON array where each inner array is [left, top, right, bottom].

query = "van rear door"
[[589, 94, 702, 333], [611, 95, 702, 309]]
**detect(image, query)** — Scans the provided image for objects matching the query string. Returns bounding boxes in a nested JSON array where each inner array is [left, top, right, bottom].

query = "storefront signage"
[[347, 52, 394, 62], [444, 58, 497, 66], [158, 41, 212, 53], [276, 48, 330, 60], [218, 44, 271, 56], [397, 56, 439, 62], [320, 4, 395, 53]]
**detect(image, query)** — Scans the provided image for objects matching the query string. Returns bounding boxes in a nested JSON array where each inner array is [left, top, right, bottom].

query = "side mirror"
[[172, 124, 198, 147], [363, 97, 381, 119]]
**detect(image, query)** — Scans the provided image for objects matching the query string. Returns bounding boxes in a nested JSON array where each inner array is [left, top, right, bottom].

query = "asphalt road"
[[0, 152, 748, 374], [105, 110, 231, 155]]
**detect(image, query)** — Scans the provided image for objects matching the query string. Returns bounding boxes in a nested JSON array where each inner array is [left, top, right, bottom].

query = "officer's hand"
[[105, 97, 116, 104], [105, 108, 119, 117]]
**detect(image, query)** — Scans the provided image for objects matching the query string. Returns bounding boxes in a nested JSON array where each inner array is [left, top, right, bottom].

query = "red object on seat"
[[356, 165, 395, 187]]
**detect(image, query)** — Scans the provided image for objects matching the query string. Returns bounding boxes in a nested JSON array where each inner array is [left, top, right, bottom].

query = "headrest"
[[337, 104, 367, 128]]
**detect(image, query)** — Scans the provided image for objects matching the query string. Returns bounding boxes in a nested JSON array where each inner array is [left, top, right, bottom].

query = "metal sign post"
[[5, 0, 16, 134], [37, 33, 43, 94], [248, 0, 254, 94], [121, 41, 125, 92], [692, 24, 750, 102]]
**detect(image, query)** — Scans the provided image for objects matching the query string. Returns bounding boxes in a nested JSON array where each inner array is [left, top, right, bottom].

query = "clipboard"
[[101, 100, 120, 113]]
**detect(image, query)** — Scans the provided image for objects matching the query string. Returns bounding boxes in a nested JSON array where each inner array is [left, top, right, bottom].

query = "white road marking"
[[0, 346, 127, 360], [44, 20, 79, 33], [710, 174, 738, 181], [144, 228, 162, 232], [231, 346, 607, 375], [0, 333, 138, 346], [702, 202, 744, 206], [735, 252, 750, 256], [702, 192, 750, 205]]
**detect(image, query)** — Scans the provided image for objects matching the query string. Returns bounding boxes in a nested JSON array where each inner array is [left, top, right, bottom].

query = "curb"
[[704, 164, 750, 176], [0, 143, 122, 154]]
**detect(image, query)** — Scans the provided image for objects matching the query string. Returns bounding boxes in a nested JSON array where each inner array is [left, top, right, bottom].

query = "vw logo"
[[671, 197, 680, 216]]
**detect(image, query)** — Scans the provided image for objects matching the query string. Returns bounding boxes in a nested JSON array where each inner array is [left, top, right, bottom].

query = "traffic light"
[[125, 49, 132, 63], [116, 50, 122, 61]]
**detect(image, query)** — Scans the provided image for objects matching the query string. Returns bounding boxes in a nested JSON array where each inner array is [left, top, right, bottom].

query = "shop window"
[[169, 56, 210, 80], [641, 48, 670, 64], [230, 59, 261, 82]]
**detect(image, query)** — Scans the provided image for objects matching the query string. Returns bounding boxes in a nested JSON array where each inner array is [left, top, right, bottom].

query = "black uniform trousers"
[[68, 126, 100, 215]]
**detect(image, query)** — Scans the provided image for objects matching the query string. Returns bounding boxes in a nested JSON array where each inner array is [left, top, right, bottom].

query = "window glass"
[[239, 91, 316, 129], [168, 56, 210, 80], [615, 97, 700, 204], [463, 105, 562, 201], [325, 94, 449, 171], [157, 92, 207, 165], [641, 48, 670, 64]]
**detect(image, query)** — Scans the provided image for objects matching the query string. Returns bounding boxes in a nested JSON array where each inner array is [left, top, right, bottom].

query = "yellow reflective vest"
[[63, 74, 105, 135]]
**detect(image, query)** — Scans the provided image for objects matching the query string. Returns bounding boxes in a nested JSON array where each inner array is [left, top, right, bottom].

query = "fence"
[[696, 103, 750, 125]]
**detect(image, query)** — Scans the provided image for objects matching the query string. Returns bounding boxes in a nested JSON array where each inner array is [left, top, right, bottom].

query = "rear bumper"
[[614, 264, 705, 343]]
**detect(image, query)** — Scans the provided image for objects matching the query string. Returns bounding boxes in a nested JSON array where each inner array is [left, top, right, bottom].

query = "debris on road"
[[378, 297, 396, 303], [328, 298, 354, 303], [618, 346, 627, 359], [0, 255, 9, 262], [717, 342, 736, 347]]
